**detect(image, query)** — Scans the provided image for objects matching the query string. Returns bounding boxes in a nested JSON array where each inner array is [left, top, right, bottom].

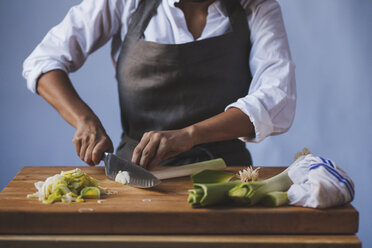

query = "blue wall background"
[[0, 0, 371, 246]]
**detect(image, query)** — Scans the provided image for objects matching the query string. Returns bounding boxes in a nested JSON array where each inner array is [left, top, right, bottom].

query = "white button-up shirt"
[[23, 0, 296, 143]]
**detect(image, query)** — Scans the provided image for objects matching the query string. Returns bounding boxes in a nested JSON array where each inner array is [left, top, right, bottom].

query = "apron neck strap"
[[127, 0, 162, 40], [225, 0, 249, 33], [116, 0, 162, 73]]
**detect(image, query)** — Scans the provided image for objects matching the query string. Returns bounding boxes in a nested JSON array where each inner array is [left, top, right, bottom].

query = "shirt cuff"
[[225, 95, 274, 143], [23, 62, 68, 94]]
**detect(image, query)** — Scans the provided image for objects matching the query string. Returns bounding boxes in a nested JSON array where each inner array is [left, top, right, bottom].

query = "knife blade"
[[102, 152, 161, 188]]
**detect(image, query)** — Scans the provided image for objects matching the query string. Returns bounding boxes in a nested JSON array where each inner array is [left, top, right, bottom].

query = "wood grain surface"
[[0, 234, 361, 248], [0, 166, 359, 235]]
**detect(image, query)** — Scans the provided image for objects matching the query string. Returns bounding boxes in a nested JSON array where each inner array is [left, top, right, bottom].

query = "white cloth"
[[287, 154, 355, 208], [22, 0, 296, 143]]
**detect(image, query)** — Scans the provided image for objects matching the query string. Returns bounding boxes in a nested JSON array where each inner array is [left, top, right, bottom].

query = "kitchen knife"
[[102, 152, 161, 188]]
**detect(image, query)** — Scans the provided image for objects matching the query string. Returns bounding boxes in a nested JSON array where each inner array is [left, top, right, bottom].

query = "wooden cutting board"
[[0, 166, 358, 235]]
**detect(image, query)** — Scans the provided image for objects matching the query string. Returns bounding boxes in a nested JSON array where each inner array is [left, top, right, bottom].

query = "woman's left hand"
[[132, 127, 195, 170]]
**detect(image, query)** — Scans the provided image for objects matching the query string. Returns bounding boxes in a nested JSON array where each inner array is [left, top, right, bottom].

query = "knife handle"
[[101, 152, 110, 162]]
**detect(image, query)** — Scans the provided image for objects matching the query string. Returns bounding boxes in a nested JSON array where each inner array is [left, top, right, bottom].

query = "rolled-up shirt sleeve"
[[226, 0, 296, 143], [22, 0, 122, 93]]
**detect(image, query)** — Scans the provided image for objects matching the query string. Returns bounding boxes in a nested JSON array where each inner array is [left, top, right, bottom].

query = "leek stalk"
[[152, 158, 226, 180], [188, 181, 242, 207], [191, 169, 236, 183], [228, 167, 293, 205], [188, 169, 238, 207], [261, 192, 289, 207], [187, 166, 293, 207]]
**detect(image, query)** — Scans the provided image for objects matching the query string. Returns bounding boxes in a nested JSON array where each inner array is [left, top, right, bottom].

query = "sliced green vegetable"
[[27, 168, 105, 204], [75, 195, 85, 203], [191, 169, 236, 184], [61, 192, 78, 203], [80, 187, 101, 199], [42, 192, 62, 204], [55, 182, 71, 195], [188, 180, 242, 207], [261, 191, 289, 207], [228, 181, 263, 204], [187, 188, 204, 207]]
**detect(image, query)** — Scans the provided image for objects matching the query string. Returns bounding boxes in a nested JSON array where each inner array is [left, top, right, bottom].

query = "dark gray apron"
[[115, 0, 253, 166]]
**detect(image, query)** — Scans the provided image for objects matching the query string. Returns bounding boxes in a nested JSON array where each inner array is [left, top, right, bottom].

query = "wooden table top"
[[0, 166, 359, 235]]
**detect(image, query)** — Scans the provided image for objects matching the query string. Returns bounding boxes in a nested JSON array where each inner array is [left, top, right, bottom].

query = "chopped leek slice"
[[61, 192, 78, 203], [27, 168, 105, 204], [42, 192, 62, 204], [115, 171, 130, 184], [75, 196, 85, 203], [80, 187, 101, 199]]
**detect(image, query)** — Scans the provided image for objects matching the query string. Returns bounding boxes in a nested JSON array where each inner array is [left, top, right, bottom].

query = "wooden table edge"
[[0, 234, 361, 248]]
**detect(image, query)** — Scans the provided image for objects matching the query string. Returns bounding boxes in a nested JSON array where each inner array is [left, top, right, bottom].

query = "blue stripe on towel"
[[319, 157, 327, 164], [310, 163, 354, 199], [327, 160, 335, 167], [310, 163, 354, 198], [319, 156, 335, 168]]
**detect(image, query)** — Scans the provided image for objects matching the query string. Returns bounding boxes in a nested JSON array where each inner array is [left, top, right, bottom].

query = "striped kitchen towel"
[[287, 153, 354, 208]]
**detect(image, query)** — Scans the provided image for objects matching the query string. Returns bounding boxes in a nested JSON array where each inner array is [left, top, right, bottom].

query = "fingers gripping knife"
[[102, 152, 161, 188]]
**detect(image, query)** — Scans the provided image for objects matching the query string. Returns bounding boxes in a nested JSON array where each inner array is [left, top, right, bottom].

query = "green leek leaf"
[[191, 169, 236, 184]]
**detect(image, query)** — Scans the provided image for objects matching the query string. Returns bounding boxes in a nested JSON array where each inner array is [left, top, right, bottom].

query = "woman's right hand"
[[72, 118, 114, 166]]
